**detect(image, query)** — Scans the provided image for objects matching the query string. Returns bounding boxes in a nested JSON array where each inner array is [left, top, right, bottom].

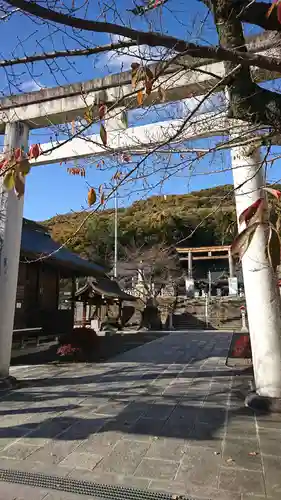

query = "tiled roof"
[[21, 218, 106, 276], [75, 277, 136, 301]]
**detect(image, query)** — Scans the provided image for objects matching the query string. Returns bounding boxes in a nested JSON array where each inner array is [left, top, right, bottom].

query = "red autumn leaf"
[[0, 158, 9, 170], [29, 144, 40, 159], [278, 1, 281, 22], [99, 103, 107, 120], [14, 147, 23, 162], [239, 198, 264, 225], [263, 187, 281, 200]]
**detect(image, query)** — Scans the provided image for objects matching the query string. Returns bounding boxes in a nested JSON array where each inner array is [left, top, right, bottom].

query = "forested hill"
[[42, 184, 279, 266]]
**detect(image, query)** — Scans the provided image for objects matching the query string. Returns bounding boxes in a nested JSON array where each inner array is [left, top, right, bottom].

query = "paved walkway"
[[0, 331, 280, 500]]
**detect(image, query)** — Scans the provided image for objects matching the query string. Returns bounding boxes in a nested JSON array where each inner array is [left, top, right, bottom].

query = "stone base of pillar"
[[245, 391, 281, 414], [0, 375, 21, 391]]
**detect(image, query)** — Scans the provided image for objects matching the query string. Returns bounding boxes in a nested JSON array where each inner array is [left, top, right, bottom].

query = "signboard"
[[226, 331, 252, 368], [228, 277, 238, 296], [185, 278, 195, 297]]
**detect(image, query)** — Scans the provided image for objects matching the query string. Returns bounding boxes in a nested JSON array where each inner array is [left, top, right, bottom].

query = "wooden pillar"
[[71, 276, 76, 327], [56, 270, 60, 310], [82, 301, 87, 327]]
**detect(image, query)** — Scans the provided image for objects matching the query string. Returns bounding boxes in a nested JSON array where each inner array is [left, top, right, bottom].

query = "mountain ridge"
[[41, 183, 279, 266]]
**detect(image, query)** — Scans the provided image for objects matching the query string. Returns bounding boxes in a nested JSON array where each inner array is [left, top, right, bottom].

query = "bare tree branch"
[[0, 41, 136, 68], [5, 0, 281, 76], [202, 0, 281, 32], [234, 0, 281, 32], [0, 6, 19, 19]]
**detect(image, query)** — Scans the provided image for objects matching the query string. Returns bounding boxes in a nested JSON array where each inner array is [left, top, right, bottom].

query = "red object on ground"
[[233, 334, 251, 357]]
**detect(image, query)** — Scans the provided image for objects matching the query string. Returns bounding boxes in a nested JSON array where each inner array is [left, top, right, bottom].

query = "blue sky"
[[0, 0, 280, 221]]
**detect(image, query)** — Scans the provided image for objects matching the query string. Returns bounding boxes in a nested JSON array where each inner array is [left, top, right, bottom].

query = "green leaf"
[[121, 111, 128, 129], [3, 171, 15, 191], [231, 222, 260, 259], [14, 172, 25, 199], [84, 107, 93, 124], [131, 62, 141, 88], [100, 123, 107, 146], [18, 159, 31, 176], [158, 86, 166, 103], [145, 67, 154, 81]]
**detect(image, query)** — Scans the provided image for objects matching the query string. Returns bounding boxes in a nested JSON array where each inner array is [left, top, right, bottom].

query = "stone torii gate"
[[1, 31, 281, 406]]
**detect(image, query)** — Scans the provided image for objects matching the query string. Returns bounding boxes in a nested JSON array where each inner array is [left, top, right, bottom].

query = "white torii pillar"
[[0, 122, 29, 382], [231, 130, 281, 401]]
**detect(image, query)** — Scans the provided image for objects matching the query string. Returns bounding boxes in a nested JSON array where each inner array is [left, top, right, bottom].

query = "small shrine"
[[75, 277, 136, 332]]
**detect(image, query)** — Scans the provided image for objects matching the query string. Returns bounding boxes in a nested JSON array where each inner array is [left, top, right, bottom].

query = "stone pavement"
[[0, 331, 280, 500]]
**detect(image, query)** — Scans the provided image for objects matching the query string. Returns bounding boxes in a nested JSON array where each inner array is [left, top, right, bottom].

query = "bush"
[[57, 344, 81, 360], [57, 328, 100, 362]]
